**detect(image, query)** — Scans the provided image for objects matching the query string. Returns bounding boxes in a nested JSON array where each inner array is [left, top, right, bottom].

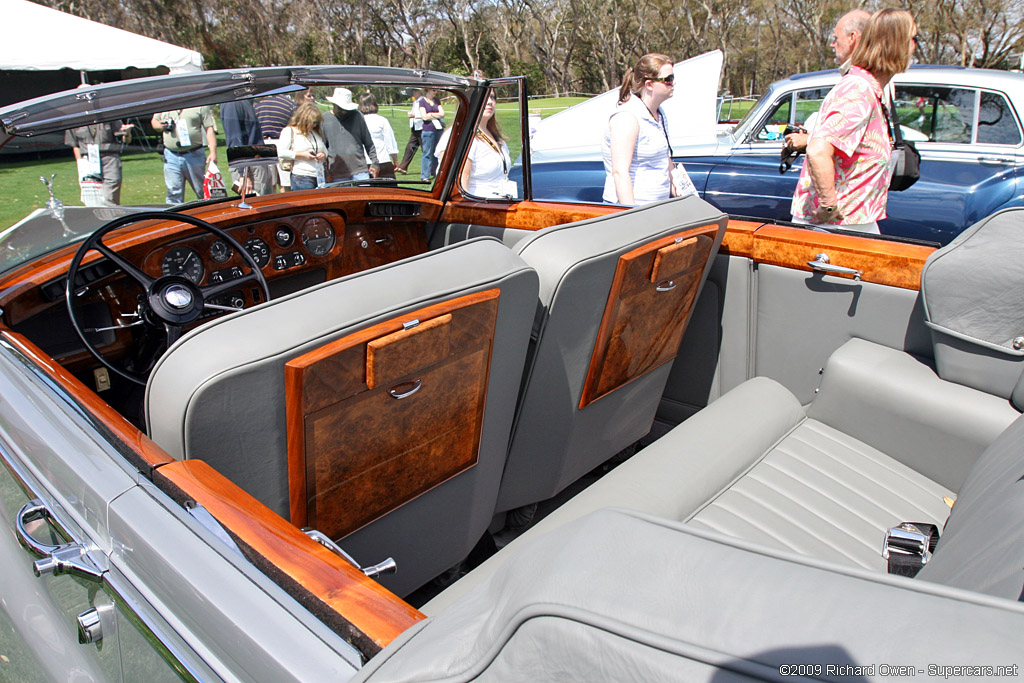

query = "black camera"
[[779, 123, 808, 174]]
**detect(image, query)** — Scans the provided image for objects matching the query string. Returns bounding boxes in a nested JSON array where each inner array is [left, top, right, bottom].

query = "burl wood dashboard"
[[0, 196, 437, 369]]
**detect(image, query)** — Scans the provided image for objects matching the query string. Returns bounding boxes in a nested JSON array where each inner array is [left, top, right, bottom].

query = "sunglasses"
[[650, 74, 675, 84]]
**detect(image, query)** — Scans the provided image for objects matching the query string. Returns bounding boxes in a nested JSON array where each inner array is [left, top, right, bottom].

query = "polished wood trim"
[[366, 313, 452, 390], [154, 459, 423, 657], [0, 329, 174, 470], [720, 219, 763, 258], [753, 225, 935, 290], [440, 199, 620, 231], [285, 289, 500, 531], [578, 224, 721, 409]]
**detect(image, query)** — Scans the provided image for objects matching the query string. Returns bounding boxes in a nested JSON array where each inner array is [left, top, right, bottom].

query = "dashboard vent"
[[367, 202, 421, 218]]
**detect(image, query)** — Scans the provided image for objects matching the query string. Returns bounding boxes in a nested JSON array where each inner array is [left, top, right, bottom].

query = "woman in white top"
[[359, 93, 399, 179], [461, 91, 514, 198], [278, 103, 327, 191], [602, 53, 676, 206]]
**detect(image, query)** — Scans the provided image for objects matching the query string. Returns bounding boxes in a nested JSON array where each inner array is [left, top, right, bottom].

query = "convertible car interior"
[[0, 67, 1022, 680]]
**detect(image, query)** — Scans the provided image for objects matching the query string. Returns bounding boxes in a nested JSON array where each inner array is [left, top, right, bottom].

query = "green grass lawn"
[[0, 96, 589, 229]]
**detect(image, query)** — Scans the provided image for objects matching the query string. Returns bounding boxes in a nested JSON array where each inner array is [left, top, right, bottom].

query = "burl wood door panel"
[[579, 224, 720, 409], [285, 290, 499, 539]]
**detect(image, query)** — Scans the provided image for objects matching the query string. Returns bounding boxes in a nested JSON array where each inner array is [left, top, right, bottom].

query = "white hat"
[[325, 87, 358, 110]]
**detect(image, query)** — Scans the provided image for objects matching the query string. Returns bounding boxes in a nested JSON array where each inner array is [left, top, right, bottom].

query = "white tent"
[[1, 0, 203, 74], [530, 50, 724, 162]]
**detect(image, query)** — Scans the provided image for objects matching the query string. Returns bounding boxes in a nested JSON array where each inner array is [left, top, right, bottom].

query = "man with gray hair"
[[785, 9, 871, 151]]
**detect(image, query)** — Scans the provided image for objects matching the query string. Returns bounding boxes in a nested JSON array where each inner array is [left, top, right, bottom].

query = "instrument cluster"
[[150, 213, 341, 287]]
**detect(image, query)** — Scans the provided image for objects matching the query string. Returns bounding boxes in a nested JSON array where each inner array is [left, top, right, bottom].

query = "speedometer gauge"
[[161, 246, 204, 283]]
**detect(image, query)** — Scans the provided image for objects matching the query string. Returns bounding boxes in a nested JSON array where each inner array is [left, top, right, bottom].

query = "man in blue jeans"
[[151, 106, 217, 204]]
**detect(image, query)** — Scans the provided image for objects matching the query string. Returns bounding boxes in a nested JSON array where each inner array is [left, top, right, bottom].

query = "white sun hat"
[[325, 87, 358, 110]]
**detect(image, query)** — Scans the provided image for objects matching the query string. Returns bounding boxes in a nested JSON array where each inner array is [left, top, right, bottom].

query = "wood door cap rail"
[[154, 459, 424, 658], [723, 220, 936, 290]]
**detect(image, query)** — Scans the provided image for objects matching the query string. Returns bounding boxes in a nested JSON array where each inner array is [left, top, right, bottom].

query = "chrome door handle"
[[655, 280, 677, 292], [388, 378, 423, 399], [16, 500, 104, 582], [807, 253, 862, 280], [977, 156, 1014, 166]]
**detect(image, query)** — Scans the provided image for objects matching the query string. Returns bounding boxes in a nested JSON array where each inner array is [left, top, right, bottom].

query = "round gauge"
[[210, 239, 233, 263], [300, 217, 336, 257], [244, 238, 271, 268], [274, 226, 295, 248], [161, 246, 204, 283]]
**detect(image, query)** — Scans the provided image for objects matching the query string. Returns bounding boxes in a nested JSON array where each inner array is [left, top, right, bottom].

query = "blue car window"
[[977, 92, 1022, 146], [795, 88, 830, 127], [894, 86, 975, 143]]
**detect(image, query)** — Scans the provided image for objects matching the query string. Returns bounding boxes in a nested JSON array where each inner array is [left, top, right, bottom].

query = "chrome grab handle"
[[388, 378, 423, 399], [16, 500, 104, 582], [655, 280, 677, 292], [303, 529, 397, 578], [807, 253, 862, 281]]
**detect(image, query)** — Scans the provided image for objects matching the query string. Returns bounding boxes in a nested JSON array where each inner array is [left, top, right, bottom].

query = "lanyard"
[[476, 131, 508, 173]]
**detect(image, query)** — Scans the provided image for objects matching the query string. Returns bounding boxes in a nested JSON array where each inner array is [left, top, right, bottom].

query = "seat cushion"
[[687, 419, 952, 571]]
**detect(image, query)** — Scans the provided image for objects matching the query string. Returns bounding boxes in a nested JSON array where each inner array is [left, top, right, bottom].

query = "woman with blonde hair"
[[602, 53, 676, 206], [278, 102, 328, 191], [791, 8, 917, 233]]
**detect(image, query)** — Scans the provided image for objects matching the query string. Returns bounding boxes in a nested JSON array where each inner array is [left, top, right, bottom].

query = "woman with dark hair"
[[417, 88, 445, 180], [601, 53, 676, 206], [461, 91, 514, 198], [277, 102, 327, 191], [359, 92, 399, 179], [791, 8, 917, 233]]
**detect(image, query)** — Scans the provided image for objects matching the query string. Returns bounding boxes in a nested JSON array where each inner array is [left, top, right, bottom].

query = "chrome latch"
[[882, 523, 932, 564]]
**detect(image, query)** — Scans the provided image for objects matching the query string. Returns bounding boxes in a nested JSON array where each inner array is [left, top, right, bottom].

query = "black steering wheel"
[[66, 211, 270, 385]]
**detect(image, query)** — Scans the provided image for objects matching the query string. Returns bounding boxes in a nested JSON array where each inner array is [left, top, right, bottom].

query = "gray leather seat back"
[[918, 414, 1024, 600], [145, 238, 539, 596], [496, 195, 725, 511], [921, 208, 1024, 399]]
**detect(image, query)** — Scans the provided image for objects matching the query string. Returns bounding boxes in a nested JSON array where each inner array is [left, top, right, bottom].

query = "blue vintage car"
[[523, 65, 1024, 245]]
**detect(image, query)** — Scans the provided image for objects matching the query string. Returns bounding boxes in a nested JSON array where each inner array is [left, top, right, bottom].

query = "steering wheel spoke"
[[67, 211, 270, 385], [92, 241, 155, 288]]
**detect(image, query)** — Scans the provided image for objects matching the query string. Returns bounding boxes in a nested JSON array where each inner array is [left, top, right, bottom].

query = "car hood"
[[530, 50, 724, 164], [0, 65, 473, 148]]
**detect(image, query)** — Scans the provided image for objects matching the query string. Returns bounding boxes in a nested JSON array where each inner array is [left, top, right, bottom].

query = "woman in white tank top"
[[602, 53, 676, 206]]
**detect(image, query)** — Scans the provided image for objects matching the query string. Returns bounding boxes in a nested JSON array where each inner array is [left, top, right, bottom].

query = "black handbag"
[[887, 96, 920, 191]]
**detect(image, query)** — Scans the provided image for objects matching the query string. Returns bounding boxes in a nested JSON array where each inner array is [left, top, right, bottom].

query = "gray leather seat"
[[146, 238, 539, 596], [353, 342, 1024, 681], [495, 195, 726, 511], [423, 338, 1021, 611]]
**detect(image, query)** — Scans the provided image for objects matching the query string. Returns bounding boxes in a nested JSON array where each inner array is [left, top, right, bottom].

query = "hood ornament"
[[39, 173, 64, 221]]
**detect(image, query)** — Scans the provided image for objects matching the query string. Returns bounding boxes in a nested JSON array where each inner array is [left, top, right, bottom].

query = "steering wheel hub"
[[148, 277, 204, 324], [164, 284, 194, 309]]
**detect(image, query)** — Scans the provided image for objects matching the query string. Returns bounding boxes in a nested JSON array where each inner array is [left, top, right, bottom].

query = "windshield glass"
[[729, 89, 772, 140], [0, 79, 468, 275]]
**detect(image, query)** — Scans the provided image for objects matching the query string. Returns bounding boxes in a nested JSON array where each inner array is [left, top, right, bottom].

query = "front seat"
[[495, 195, 726, 512], [146, 238, 539, 596]]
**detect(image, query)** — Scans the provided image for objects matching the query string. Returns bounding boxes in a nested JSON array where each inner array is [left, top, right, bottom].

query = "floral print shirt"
[[791, 67, 893, 225]]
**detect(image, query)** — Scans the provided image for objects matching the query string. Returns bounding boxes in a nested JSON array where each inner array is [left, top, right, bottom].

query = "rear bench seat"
[[351, 341, 1024, 680], [422, 337, 1021, 611]]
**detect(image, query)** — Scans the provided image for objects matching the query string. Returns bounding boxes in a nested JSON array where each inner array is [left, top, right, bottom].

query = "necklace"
[[476, 131, 507, 172]]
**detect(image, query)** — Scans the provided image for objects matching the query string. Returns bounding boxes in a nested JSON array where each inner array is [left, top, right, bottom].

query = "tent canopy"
[[1, 0, 203, 74]]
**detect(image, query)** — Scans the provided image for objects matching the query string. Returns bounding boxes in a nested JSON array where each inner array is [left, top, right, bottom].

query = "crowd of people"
[[67, 7, 918, 219]]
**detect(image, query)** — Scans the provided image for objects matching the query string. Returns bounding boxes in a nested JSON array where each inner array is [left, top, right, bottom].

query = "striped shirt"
[[254, 95, 297, 139]]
